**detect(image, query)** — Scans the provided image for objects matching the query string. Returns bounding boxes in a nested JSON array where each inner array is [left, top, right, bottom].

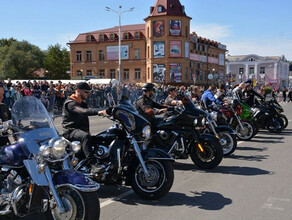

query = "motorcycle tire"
[[189, 139, 223, 169], [218, 131, 237, 156], [235, 120, 255, 141], [49, 187, 100, 220], [266, 117, 284, 133], [131, 160, 174, 200], [279, 114, 288, 129]]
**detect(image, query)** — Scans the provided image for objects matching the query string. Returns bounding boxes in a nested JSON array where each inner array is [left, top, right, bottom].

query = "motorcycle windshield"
[[11, 96, 58, 154], [181, 96, 206, 117]]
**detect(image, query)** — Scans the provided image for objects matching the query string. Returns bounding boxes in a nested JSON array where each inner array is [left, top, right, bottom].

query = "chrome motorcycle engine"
[[157, 130, 170, 140], [95, 145, 109, 159]]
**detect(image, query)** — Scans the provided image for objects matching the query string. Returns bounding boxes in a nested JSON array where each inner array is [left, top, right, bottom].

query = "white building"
[[226, 54, 289, 88]]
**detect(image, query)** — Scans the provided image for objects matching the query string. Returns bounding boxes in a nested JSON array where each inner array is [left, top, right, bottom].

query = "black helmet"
[[142, 83, 155, 91]]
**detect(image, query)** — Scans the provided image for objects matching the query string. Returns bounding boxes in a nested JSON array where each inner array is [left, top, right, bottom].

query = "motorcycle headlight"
[[51, 138, 67, 159], [142, 125, 151, 139], [39, 145, 51, 157], [193, 119, 198, 126], [71, 141, 81, 153], [201, 117, 206, 126]]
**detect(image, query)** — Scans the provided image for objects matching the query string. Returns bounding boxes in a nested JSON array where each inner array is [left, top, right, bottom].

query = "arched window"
[[110, 33, 114, 41], [248, 57, 256, 62], [135, 32, 140, 39], [99, 34, 104, 41], [123, 33, 128, 40]]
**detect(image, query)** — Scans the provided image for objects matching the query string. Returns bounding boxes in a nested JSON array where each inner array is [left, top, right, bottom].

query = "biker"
[[214, 84, 226, 102], [242, 80, 264, 107], [201, 85, 222, 109], [135, 83, 167, 125], [232, 82, 246, 100], [0, 83, 11, 146], [165, 86, 183, 106], [62, 82, 100, 158]]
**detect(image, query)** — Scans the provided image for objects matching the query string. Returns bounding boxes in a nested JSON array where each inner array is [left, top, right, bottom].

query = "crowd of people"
[[0, 78, 291, 116]]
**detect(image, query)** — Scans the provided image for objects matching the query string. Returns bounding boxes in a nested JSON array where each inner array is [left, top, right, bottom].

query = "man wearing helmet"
[[136, 83, 167, 125]]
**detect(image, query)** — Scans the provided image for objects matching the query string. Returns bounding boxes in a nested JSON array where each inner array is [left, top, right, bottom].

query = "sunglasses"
[[82, 90, 90, 94]]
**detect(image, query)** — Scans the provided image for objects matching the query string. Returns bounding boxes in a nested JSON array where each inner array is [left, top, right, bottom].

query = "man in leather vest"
[[135, 83, 167, 125], [62, 82, 100, 157]]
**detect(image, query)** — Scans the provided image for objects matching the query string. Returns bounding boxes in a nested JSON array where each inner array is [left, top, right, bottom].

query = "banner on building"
[[170, 63, 182, 83], [170, 41, 182, 57], [185, 42, 190, 58], [153, 20, 165, 37], [107, 45, 129, 60], [190, 53, 207, 62], [153, 64, 165, 83], [208, 57, 219, 64], [154, 41, 165, 58], [169, 20, 181, 36]]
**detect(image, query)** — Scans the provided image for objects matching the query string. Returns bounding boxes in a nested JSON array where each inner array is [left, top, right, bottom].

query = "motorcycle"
[[217, 99, 257, 141], [251, 97, 285, 133], [0, 96, 100, 220], [74, 97, 174, 200], [196, 101, 237, 156], [147, 96, 223, 169]]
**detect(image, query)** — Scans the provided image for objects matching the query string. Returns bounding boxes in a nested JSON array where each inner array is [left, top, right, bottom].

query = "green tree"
[[44, 44, 70, 79], [0, 39, 44, 79]]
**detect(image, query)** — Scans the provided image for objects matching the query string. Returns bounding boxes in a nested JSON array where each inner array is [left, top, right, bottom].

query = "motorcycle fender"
[[142, 148, 174, 161], [198, 134, 220, 144], [215, 126, 236, 134], [53, 170, 100, 192]]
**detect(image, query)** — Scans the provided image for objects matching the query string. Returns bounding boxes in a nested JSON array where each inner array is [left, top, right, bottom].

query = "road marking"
[[100, 190, 134, 208], [288, 119, 292, 122], [262, 197, 290, 211], [238, 141, 244, 145]]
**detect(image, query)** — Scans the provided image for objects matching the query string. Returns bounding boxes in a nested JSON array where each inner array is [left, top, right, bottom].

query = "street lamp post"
[[212, 68, 215, 86], [105, 6, 135, 84], [239, 69, 243, 83]]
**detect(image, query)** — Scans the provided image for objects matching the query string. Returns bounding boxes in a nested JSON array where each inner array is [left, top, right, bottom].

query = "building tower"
[[144, 0, 192, 84]]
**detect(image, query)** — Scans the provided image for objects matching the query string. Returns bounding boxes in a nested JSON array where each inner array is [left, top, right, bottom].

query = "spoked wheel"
[[131, 160, 174, 200], [218, 131, 237, 156], [190, 140, 223, 169], [235, 121, 255, 141], [49, 187, 100, 220]]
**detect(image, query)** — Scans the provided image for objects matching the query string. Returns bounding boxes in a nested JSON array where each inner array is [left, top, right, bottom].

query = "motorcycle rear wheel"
[[190, 140, 223, 169], [266, 117, 284, 133], [279, 114, 288, 129], [131, 160, 174, 200]]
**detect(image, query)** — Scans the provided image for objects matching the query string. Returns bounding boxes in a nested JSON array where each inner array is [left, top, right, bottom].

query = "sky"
[[1, 0, 292, 60]]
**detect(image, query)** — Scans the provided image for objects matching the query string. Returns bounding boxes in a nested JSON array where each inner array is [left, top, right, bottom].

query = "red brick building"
[[69, 0, 227, 85]]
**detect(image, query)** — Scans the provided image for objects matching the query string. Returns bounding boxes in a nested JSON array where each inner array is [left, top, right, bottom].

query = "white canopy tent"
[[10, 78, 119, 85]]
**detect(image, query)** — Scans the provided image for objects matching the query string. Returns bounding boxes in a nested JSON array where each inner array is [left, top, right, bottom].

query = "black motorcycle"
[[147, 96, 223, 169], [252, 97, 285, 133], [74, 98, 174, 200]]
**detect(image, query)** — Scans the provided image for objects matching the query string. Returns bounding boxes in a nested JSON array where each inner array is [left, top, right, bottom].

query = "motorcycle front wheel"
[[131, 160, 174, 200], [190, 139, 223, 169], [218, 131, 237, 156], [49, 187, 100, 220], [235, 120, 255, 141]]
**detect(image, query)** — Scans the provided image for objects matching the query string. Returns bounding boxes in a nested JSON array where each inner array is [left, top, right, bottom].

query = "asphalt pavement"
[[17, 100, 292, 220]]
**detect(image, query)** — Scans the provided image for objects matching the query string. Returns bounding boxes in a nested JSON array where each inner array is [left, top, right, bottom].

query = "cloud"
[[190, 23, 232, 40], [226, 39, 292, 61]]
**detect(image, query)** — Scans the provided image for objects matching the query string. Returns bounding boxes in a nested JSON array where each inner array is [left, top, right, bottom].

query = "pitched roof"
[[145, 0, 190, 20], [226, 54, 283, 62]]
